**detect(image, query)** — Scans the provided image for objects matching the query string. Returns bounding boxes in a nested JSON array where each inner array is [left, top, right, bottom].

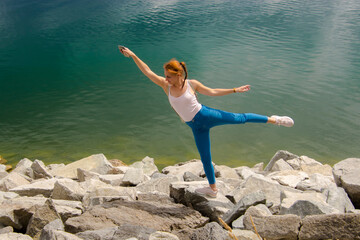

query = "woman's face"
[[164, 70, 182, 86]]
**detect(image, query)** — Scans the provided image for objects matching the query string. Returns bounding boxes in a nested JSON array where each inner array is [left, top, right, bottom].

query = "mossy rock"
[[5, 165, 12, 171], [0, 155, 7, 164]]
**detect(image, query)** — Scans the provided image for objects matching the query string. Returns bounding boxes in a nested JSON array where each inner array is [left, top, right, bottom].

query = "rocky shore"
[[0, 150, 359, 240]]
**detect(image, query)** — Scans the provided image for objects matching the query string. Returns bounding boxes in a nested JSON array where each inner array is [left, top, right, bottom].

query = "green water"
[[1, 0, 359, 168]]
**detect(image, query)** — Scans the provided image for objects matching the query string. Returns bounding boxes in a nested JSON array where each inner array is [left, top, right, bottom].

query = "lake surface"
[[1, 0, 359, 168]]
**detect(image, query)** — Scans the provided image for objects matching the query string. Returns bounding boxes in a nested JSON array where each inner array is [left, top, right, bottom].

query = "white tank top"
[[168, 80, 202, 122]]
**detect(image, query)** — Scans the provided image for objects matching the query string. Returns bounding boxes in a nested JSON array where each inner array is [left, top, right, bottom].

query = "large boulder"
[[130, 156, 159, 177], [26, 199, 61, 239], [190, 222, 231, 240], [264, 150, 299, 172], [9, 178, 57, 197], [299, 213, 360, 240], [215, 165, 240, 179], [12, 158, 34, 179], [269, 170, 308, 188], [0, 232, 33, 240], [170, 181, 234, 221], [121, 167, 147, 186], [0, 172, 30, 192], [162, 160, 205, 180], [51, 179, 86, 201], [333, 158, 360, 208], [65, 198, 208, 238], [31, 160, 53, 179], [136, 176, 178, 195], [49, 154, 113, 179]]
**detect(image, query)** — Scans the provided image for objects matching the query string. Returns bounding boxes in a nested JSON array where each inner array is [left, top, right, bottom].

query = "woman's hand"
[[118, 46, 135, 58], [234, 85, 251, 93]]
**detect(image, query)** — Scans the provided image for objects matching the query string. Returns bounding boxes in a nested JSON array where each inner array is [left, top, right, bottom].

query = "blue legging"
[[186, 105, 268, 185]]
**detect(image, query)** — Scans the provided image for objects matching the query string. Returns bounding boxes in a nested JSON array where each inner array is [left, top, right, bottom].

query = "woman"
[[119, 46, 294, 198]]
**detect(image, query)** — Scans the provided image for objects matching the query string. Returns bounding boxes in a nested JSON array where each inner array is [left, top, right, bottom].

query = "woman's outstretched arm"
[[190, 80, 250, 96], [119, 46, 167, 89]]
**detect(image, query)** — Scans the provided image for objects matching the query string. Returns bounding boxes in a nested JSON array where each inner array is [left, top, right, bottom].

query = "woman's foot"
[[271, 115, 294, 127], [195, 186, 218, 198]]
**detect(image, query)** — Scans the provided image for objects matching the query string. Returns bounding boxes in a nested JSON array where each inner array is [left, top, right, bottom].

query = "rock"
[[26, 198, 61, 239], [52, 199, 84, 222], [82, 186, 137, 207], [42, 230, 82, 240], [50, 154, 113, 179], [271, 159, 294, 172], [234, 167, 256, 180], [183, 171, 203, 182], [136, 176, 178, 195], [39, 219, 64, 240], [0, 226, 13, 234], [170, 181, 234, 221], [79, 178, 110, 192], [280, 190, 340, 218], [300, 164, 333, 176], [65, 198, 207, 237], [264, 150, 298, 172], [190, 222, 231, 240], [325, 186, 355, 213], [122, 167, 146, 186], [31, 160, 53, 179], [9, 178, 57, 197], [51, 179, 86, 201], [0, 232, 33, 240], [232, 215, 245, 229], [251, 162, 264, 173], [0, 164, 7, 171], [0, 171, 8, 180], [77, 168, 100, 182], [11, 158, 34, 179], [216, 165, 239, 179], [149, 231, 180, 240], [0, 172, 30, 192], [99, 174, 124, 186], [222, 191, 266, 225], [137, 192, 174, 204], [296, 173, 335, 192], [299, 213, 360, 240], [269, 170, 308, 188], [130, 156, 159, 177], [77, 224, 156, 240], [243, 213, 301, 240], [0, 156, 7, 164], [333, 158, 360, 208], [46, 163, 65, 171], [109, 159, 127, 167], [162, 160, 204, 180], [0, 191, 19, 202], [229, 174, 300, 210], [232, 229, 259, 240]]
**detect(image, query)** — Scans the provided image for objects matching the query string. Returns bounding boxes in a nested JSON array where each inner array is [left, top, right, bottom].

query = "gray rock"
[[99, 174, 124, 186], [52, 199, 84, 222], [122, 167, 145, 186], [216, 165, 240, 179], [234, 167, 256, 180], [50, 154, 113, 179], [76, 227, 118, 240], [51, 179, 86, 201], [243, 213, 301, 240], [0, 232, 33, 240], [333, 158, 360, 208], [231, 174, 300, 210], [136, 176, 178, 195], [0, 172, 30, 192], [42, 230, 83, 240], [170, 181, 234, 221], [183, 171, 203, 182], [271, 159, 294, 172], [325, 186, 355, 213], [149, 231, 180, 240], [190, 222, 231, 240], [10, 178, 57, 197], [232, 215, 245, 229], [251, 162, 264, 173], [130, 156, 159, 177], [269, 170, 308, 188], [12, 158, 34, 179], [299, 213, 360, 240], [82, 186, 137, 207], [232, 229, 260, 240], [31, 160, 53, 179], [0, 191, 19, 202], [264, 150, 298, 172], [296, 173, 335, 192], [46, 163, 65, 171], [112, 224, 156, 240], [0, 226, 13, 234], [65, 198, 207, 237], [280, 190, 339, 218], [39, 219, 65, 240], [0, 171, 8, 180], [137, 192, 174, 204], [77, 168, 100, 182], [0, 164, 7, 172], [162, 160, 204, 180], [222, 190, 266, 225], [26, 198, 61, 239]]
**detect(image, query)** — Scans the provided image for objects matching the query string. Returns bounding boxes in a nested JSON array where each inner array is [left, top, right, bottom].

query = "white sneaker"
[[195, 187, 218, 198], [271, 115, 294, 127]]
